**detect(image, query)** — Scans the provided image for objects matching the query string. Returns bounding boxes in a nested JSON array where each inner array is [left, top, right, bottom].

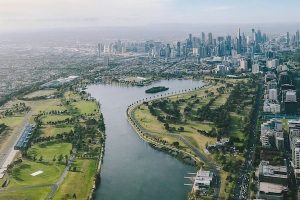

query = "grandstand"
[[14, 124, 34, 150]]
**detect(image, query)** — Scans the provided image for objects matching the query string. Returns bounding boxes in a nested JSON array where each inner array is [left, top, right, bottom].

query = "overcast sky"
[[0, 0, 300, 32]]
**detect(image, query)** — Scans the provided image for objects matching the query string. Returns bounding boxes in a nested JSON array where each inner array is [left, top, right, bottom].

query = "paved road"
[[175, 135, 220, 200], [0, 111, 33, 178], [232, 81, 263, 200], [45, 154, 75, 200]]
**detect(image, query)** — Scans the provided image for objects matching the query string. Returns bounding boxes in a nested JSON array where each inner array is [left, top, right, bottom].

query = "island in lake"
[[145, 86, 169, 94]]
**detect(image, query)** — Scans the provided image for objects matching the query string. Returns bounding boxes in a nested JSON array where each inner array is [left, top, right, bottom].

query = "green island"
[[145, 86, 169, 94], [0, 81, 105, 200], [129, 76, 260, 199]]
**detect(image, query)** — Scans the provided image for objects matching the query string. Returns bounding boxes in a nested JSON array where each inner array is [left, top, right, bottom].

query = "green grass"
[[54, 159, 97, 200], [30, 99, 67, 114], [28, 143, 72, 162], [133, 105, 167, 134], [0, 186, 51, 200], [41, 115, 72, 124], [41, 126, 74, 137], [72, 101, 98, 115], [211, 93, 230, 108], [24, 89, 56, 99], [229, 112, 246, 141], [9, 160, 65, 188], [0, 116, 24, 127]]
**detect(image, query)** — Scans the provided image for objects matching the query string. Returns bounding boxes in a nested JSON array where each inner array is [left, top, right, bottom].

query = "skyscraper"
[[97, 43, 102, 58], [251, 28, 256, 43], [201, 32, 206, 43], [237, 28, 242, 54], [176, 42, 181, 57], [187, 33, 193, 49], [208, 33, 213, 45], [287, 32, 290, 46], [296, 30, 299, 48]]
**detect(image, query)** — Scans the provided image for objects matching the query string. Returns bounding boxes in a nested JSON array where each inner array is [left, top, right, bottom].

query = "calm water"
[[87, 79, 204, 200]]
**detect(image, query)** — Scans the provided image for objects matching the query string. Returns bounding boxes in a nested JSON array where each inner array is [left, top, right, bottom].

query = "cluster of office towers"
[[145, 29, 268, 59]]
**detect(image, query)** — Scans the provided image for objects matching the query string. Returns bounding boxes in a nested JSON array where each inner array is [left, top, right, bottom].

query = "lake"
[[87, 79, 204, 200]]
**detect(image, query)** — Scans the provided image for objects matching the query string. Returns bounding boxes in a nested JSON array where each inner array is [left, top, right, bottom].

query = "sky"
[[0, 0, 300, 32]]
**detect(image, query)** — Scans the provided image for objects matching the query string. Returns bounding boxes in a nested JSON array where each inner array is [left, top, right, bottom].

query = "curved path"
[[127, 87, 220, 200]]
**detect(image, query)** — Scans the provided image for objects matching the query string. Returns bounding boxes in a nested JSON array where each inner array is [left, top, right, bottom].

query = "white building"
[[192, 48, 199, 56], [239, 58, 248, 71], [295, 148, 300, 168], [263, 101, 280, 113], [252, 63, 260, 74], [277, 64, 288, 72], [260, 119, 283, 148], [269, 89, 278, 101], [288, 120, 300, 168], [193, 170, 213, 193], [266, 59, 279, 69]]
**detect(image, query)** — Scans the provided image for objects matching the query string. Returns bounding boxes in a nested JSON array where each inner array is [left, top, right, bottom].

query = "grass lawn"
[[229, 112, 246, 141], [41, 115, 72, 124], [181, 132, 216, 150], [29, 99, 67, 114], [72, 101, 98, 115], [0, 116, 24, 127], [28, 142, 72, 162], [54, 159, 97, 200], [9, 160, 65, 188], [24, 90, 56, 99], [0, 186, 51, 200], [211, 93, 230, 109], [134, 99, 216, 151], [219, 170, 232, 199], [64, 91, 82, 101], [134, 105, 167, 134], [41, 126, 73, 137]]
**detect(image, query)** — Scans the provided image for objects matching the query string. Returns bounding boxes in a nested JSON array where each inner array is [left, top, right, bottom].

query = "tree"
[[164, 123, 169, 130], [173, 141, 179, 147], [65, 155, 69, 165], [58, 154, 63, 162], [39, 156, 43, 162], [178, 127, 184, 132]]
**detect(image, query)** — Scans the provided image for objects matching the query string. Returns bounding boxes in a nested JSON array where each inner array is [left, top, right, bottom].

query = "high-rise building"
[[98, 43, 103, 57], [287, 32, 290, 46], [252, 63, 260, 74], [176, 42, 181, 57], [237, 28, 242, 54], [269, 89, 278, 101], [225, 36, 232, 56], [208, 33, 213, 45], [104, 56, 110, 66], [201, 32, 206, 43], [239, 58, 248, 71], [266, 59, 279, 69], [252, 28, 256, 43], [166, 44, 171, 58], [296, 30, 300, 48]]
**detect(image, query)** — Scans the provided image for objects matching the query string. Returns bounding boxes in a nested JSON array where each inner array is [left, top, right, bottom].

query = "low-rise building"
[[259, 182, 287, 200], [258, 161, 288, 186], [193, 170, 214, 195]]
